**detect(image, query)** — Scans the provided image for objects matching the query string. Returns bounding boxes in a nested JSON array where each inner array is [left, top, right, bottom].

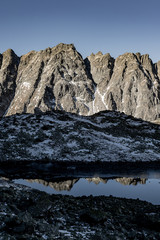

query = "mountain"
[[0, 43, 160, 121], [2, 44, 94, 117], [0, 110, 160, 162]]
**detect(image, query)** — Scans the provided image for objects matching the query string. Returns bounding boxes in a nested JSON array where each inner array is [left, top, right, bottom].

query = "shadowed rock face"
[[0, 43, 160, 121], [0, 49, 19, 117]]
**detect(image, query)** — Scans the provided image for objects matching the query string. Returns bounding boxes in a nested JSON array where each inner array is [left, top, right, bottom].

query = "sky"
[[0, 0, 160, 62]]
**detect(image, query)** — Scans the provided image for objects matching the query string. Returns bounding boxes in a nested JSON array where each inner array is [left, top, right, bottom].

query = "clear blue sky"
[[0, 0, 160, 62]]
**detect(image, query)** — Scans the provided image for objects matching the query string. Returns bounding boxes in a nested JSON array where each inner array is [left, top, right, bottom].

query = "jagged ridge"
[[0, 43, 160, 121]]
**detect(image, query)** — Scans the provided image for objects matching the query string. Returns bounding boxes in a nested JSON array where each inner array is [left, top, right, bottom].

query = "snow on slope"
[[0, 110, 160, 162]]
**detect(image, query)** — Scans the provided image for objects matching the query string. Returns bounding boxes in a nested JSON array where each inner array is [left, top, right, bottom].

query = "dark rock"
[[13, 223, 26, 233], [1, 180, 160, 239], [80, 209, 107, 225], [0, 110, 160, 162], [134, 213, 160, 232]]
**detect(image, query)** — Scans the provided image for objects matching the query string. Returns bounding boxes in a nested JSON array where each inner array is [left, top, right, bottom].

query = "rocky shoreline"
[[1, 178, 160, 240]]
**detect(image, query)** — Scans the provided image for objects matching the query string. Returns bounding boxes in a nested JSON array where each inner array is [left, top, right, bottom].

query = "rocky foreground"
[[0, 110, 160, 162], [0, 178, 160, 240]]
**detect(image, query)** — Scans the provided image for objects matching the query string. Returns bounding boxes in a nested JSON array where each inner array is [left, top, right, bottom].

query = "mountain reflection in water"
[[25, 177, 147, 191], [14, 176, 160, 204], [27, 179, 79, 191]]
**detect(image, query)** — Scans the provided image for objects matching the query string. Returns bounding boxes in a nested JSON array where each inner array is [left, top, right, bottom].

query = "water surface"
[[14, 177, 160, 205]]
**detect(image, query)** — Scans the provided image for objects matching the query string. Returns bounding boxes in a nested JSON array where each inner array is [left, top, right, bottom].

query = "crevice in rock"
[[84, 58, 93, 81], [0, 54, 3, 69], [34, 61, 45, 90], [24, 61, 45, 112], [43, 86, 55, 110], [122, 62, 127, 80], [109, 92, 117, 110], [154, 62, 160, 82], [108, 58, 115, 79]]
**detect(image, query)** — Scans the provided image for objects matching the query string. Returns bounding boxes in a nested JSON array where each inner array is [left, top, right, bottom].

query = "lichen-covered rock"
[[0, 49, 19, 117]]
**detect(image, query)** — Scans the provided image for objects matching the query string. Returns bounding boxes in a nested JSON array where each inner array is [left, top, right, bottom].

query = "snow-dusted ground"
[[0, 110, 160, 162]]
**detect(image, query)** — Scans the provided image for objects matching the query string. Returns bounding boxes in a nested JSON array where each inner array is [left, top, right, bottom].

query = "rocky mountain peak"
[[101, 52, 160, 121], [51, 42, 76, 52], [5, 43, 94, 116], [20, 50, 36, 65], [0, 43, 160, 121], [86, 51, 114, 85]]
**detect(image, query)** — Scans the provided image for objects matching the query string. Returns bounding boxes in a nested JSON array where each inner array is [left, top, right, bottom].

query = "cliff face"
[[0, 49, 19, 116], [0, 43, 160, 121], [6, 44, 94, 116], [86, 52, 160, 121]]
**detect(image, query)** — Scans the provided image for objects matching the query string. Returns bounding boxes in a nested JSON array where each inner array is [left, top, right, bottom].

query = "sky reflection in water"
[[14, 177, 160, 205]]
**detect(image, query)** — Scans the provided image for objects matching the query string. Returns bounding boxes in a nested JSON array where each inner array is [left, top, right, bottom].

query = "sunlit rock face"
[[0, 43, 160, 121], [85, 52, 115, 114], [155, 61, 160, 80], [6, 43, 94, 116], [0, 49, 19, 117], [86, 52, 160, 121]]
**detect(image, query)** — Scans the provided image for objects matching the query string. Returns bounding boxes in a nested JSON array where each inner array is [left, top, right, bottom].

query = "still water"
[[14, 176, 160, 205]]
